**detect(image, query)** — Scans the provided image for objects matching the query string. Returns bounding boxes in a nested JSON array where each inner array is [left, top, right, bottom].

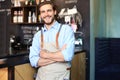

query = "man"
[[29, 1, 75, 80]]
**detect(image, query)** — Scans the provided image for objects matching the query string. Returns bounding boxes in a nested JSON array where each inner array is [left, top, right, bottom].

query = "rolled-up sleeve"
[[61, 25, 75, 61]]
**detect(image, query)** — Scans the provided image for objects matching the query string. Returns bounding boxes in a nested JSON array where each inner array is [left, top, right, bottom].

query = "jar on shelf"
[[13, 11, 18, 23], [28, 11, 32, 23], [36, 0, 40, 5]]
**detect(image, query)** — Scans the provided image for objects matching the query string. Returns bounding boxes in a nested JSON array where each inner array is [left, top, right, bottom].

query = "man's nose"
[[44, 11, 49, 16]]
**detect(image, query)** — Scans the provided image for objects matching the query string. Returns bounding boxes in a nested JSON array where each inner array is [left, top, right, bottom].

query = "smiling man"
[[29, 1, 75, 80]]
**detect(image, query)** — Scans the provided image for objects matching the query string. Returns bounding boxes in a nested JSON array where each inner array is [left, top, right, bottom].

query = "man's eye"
[[47, 9, 52, 12], [40, 11, 45, 14]]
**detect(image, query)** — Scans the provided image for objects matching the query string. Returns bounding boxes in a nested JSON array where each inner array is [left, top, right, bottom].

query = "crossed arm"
[[37, 44, 67, 67]]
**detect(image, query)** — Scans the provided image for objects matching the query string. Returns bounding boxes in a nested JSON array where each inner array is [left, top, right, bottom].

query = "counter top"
[[0, 53, 29, 68], [0, 49, 85, 68]]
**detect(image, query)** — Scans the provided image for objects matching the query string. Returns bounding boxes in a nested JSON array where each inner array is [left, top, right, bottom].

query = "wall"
[[90, 0, 120, 80], [0, 0, 20, 55], [106, 0, 120, 37], [54, 0, 90, 52]]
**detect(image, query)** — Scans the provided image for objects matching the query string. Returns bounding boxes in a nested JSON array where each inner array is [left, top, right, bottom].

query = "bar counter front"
[[0, 52, 29, 80], [0, 49, 86, 80]]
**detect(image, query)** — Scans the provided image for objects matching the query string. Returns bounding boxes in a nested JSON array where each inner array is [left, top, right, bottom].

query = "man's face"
[[39, 4, 56, 25]]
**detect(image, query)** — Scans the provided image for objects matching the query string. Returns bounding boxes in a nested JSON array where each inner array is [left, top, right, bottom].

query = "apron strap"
[[40, 24, 63, 48], [41, 29, 44, 48], [56, 24, 62, 48]]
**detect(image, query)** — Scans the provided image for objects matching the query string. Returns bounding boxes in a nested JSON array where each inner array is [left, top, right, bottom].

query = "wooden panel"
[[0, 12, 7, 54], [71, 52, 86, 80], [0, 68, 8, 80], [15, 63, 36, 80]]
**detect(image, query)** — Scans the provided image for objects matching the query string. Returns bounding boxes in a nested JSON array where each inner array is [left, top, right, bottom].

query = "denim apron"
[[36, 25, 70, 80]]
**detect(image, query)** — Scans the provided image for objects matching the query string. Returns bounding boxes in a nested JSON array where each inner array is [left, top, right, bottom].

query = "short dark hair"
[[39, 1, 56, 11], [38, 1, 59, 20]]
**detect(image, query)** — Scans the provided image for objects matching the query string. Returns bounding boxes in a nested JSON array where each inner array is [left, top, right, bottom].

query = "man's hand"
[[61, 44, 67, 50], [40, 49, 48, 58]]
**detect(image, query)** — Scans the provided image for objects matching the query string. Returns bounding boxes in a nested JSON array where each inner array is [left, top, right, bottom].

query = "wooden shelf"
[[11, 5, 40, 24], [11, 22, 43, 25]]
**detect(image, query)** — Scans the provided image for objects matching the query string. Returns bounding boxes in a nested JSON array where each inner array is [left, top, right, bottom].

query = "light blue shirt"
[[29, 21, 75, 67]]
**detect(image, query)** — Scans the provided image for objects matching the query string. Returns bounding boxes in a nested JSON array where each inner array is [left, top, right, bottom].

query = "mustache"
[[43, 15, 51, 19]]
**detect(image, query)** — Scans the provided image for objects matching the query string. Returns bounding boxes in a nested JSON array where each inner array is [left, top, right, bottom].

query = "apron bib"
[[36, 25, 70, 80]]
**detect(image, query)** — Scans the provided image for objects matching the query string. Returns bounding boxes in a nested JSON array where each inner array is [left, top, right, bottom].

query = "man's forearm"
[[40, 44, 67, 62], [40, 50, 65, 62], [47, 51, 65, 62], [37, 58, 56, 67]]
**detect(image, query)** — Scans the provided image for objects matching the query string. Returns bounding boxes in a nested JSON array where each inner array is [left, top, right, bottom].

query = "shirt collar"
[[42, 21, 60, 32]]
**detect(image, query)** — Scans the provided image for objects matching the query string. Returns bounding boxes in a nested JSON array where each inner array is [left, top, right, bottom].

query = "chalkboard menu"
[[0, 0, 5, 2], [0, 11, 7, 55], [21, 26, 40, 45]]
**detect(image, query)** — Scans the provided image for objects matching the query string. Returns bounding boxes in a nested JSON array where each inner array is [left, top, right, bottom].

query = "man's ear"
[[55, 10, 57, 15]]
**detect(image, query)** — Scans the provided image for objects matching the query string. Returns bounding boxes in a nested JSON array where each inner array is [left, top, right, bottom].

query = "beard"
[[42, 15, 55, 25]]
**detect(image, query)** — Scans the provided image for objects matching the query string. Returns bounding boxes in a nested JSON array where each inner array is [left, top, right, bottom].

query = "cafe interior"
[[0, 0, 120, 80]]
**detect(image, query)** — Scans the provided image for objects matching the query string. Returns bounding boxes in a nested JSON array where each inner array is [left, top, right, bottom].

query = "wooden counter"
[[0, 53, 31, 80], [0, 50, 86, 80], [71, 51, 86, 80], [0, 53, 29, 68]]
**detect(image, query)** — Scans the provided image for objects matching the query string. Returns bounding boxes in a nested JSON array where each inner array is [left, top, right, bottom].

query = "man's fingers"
[[61, 44, 67, 50]]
